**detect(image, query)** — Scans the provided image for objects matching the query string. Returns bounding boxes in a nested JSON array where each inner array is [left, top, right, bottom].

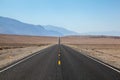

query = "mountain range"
[[0, 16, 120, 36], [0, 16, 78, 36]]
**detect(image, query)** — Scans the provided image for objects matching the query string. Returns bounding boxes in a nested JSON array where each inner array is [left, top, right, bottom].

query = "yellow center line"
[[58, 52, 61, 66], [58, 60, 61, 65]]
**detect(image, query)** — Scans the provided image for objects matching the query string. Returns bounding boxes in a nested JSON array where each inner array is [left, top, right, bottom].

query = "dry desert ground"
[[1, 34, 120, 69], [61, 36, 120, 69], [0, 34, 57, 69]]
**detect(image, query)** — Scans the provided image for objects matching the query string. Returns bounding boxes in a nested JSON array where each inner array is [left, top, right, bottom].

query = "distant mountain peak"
[[0, 16, 78, 36]]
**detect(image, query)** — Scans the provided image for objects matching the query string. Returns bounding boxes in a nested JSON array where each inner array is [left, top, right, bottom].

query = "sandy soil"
[[0, 34, 58, 46], [66, 44, 120, 69], [0, 45, 51, 69], [61, 36, 120, 44], [0, 34, 57, 69], [61, 36, 120, 69]]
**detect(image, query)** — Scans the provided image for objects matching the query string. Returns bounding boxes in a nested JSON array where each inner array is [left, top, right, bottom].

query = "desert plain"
[[0, 34, 57, 69], [0, 34, 120, 69], [61, 36, 120, 69]]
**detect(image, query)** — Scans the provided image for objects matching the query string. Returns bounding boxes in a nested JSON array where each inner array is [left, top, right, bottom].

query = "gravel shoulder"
[[0, 45, 51, 69], [66, 44, 120, 69]]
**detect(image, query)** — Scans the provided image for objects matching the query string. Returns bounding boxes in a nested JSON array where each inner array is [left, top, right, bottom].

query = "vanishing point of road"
[[0, 44, 120, 80]]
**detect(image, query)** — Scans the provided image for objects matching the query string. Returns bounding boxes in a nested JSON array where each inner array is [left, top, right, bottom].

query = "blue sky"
[[0, 0, 120, 33]]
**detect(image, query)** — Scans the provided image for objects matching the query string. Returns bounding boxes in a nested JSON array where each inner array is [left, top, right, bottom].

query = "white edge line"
[[65, 45, 120, 73], [0, 51, 40, 73], [82, 53, 120, 73]]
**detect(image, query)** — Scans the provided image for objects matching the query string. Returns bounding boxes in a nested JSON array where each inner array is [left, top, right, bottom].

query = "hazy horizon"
[[0, 0, 120, 33]]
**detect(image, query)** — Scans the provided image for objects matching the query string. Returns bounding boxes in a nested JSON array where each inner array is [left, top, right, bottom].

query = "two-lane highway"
[[0, 44, 120, 80]]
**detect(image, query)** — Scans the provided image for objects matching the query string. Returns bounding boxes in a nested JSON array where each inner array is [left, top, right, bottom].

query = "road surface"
[[0, 45, 120, 80]]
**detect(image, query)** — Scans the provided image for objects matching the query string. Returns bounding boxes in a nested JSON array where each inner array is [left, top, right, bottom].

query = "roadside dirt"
[[67, 44, 120, 69], [0, 45, 51, 69]]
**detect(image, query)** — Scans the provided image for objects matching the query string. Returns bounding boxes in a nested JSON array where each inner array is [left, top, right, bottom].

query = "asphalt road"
[[0, 44, 120, 80]]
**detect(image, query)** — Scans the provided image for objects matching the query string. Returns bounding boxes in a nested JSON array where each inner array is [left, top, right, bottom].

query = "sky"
[[0, 0, 120, 33]]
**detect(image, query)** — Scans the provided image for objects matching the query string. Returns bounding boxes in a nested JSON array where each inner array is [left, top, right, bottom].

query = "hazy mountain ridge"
[[0, 16, 120, 36], [44, 25, 78, 36], [0, 16, 77, 36]]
